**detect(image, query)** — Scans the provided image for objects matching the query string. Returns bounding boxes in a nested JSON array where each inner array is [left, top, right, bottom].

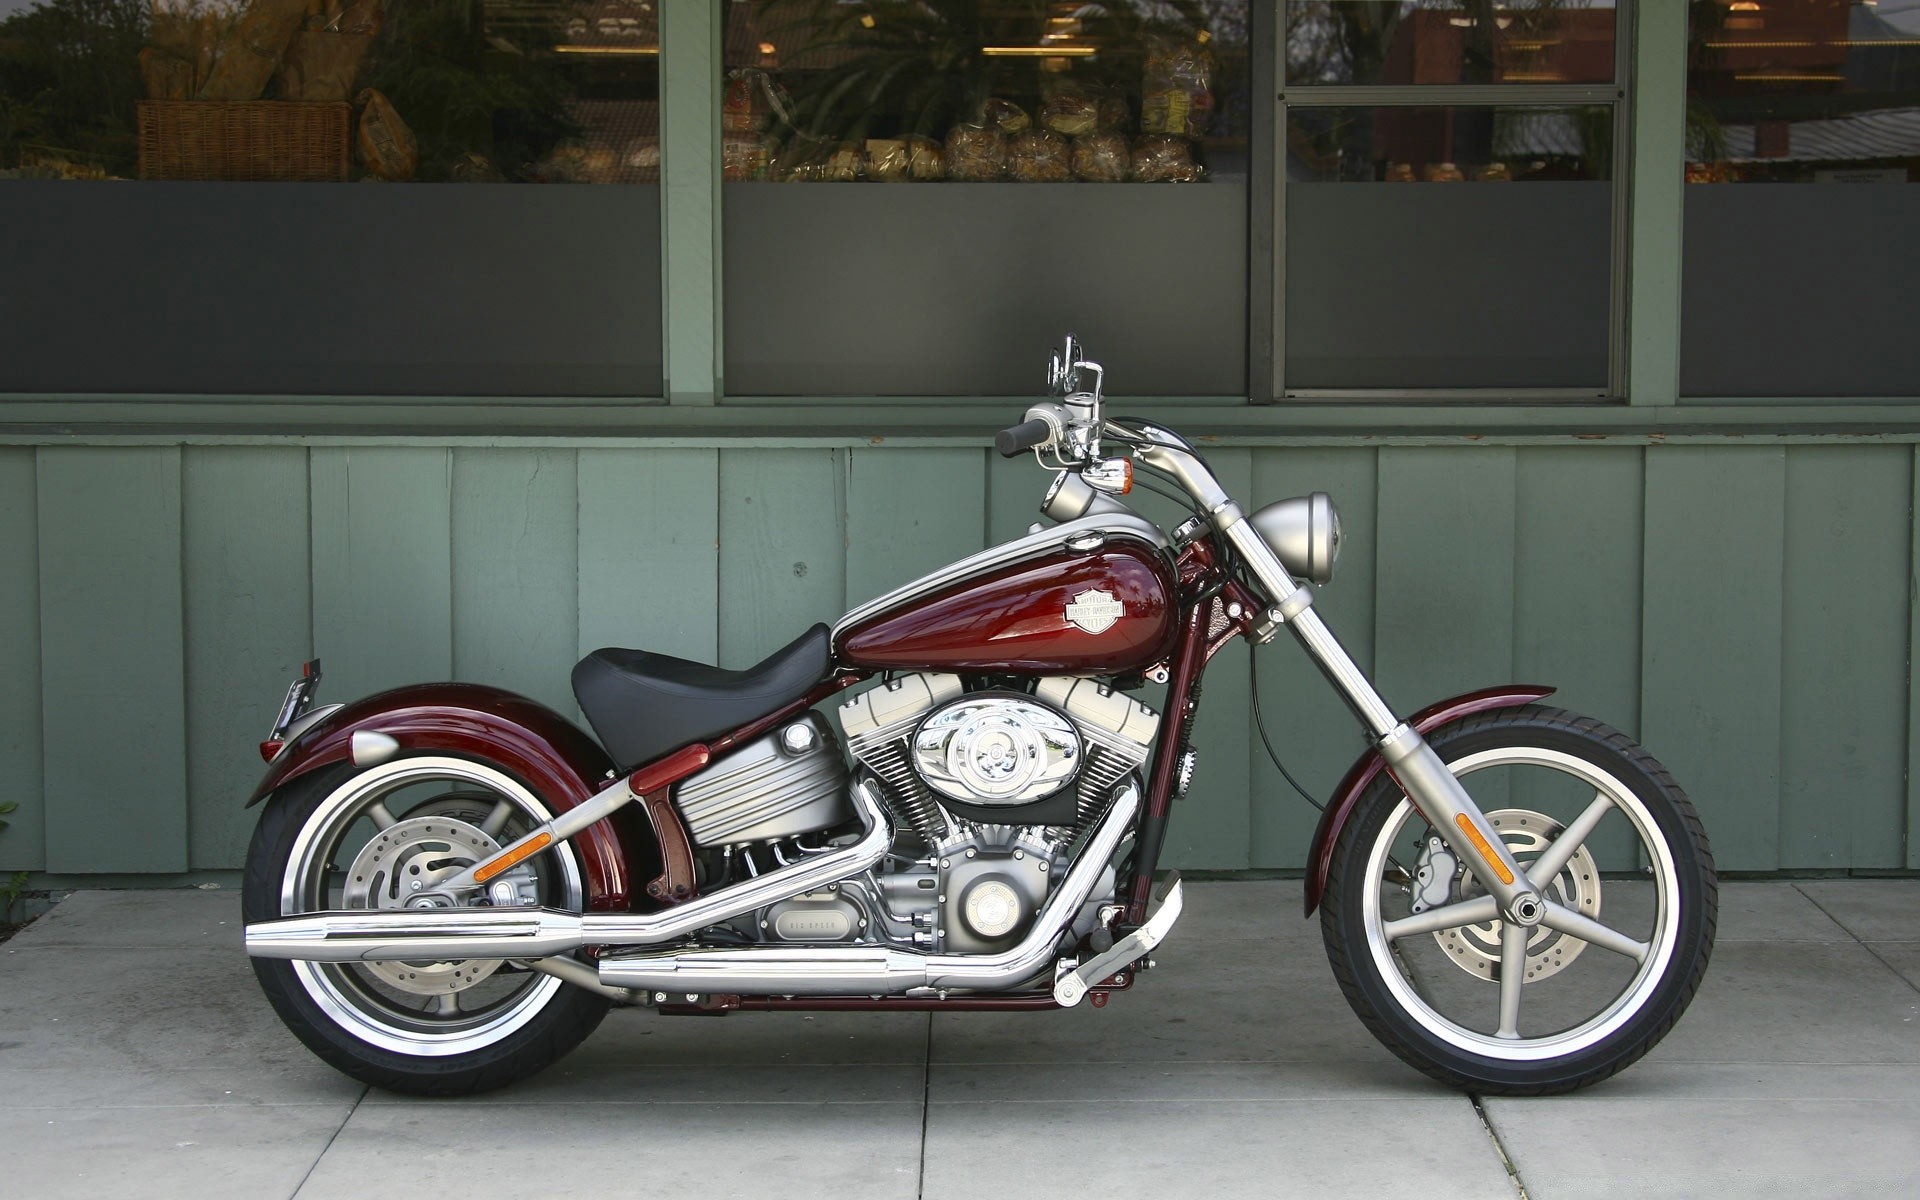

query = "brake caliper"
[[1408, 832, 1458, 915]]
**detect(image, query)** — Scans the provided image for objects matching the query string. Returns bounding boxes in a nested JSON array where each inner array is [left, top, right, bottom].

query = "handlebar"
[[995, 418, 1053, 458]]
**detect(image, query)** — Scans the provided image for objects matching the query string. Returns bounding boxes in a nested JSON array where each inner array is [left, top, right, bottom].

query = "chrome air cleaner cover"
[[911, 694, 1081, 806]]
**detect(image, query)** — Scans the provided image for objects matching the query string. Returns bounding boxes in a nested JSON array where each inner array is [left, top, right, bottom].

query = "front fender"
[[1301, 685, 1555, 917], [249, 683, 644, 912]]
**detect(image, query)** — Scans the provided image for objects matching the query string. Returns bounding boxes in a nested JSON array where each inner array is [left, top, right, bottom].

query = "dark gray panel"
[[0, 183, 662, 397], [1285, 183, 1612, 390], [1681, 186, 1920, 399], [722, 183, 1248, 397]]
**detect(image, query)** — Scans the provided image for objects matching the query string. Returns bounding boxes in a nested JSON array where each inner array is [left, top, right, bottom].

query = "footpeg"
[[1054, 874, 1184, 1007]]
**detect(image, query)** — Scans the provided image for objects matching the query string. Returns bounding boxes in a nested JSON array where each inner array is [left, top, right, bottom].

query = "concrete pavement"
[[0, 881, 1914, 1199]]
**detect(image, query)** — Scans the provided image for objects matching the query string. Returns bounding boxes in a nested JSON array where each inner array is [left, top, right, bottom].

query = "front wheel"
[[1322, 706, 1716, 1094], [243, 755, 610, 1095]]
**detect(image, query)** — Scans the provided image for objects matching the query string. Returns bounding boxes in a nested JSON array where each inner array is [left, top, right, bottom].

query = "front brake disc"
[[1432, 808, 1602, 984]]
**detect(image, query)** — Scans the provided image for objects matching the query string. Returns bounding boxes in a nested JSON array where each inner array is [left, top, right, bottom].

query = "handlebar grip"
[[996, 418, 1053, 458]]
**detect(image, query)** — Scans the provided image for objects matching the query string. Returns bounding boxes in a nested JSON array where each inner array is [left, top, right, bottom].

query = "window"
[[0, 0, 663, 396], [1681, 0, 1920, 397], [1287, 0, 1617, 85], [1279, 1, 1624, 396], [717, 0, 1253, 398]]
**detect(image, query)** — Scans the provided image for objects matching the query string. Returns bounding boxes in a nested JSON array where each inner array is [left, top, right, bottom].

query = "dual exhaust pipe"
[[246, 780, 1141, 999]]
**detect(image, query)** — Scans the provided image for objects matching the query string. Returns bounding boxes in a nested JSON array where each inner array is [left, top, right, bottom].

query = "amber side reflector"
[[1453, 814, 1516, 886], [474, 831, 553, 884]]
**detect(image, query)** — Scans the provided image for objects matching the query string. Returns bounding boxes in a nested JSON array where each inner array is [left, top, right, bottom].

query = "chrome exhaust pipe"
[[247, 907, 591, 962], [596, 781, 1140, 996], [244, 780, 893, 963]]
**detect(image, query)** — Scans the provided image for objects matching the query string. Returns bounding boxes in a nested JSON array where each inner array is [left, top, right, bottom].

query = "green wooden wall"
[[0, 439, 1912, 878]]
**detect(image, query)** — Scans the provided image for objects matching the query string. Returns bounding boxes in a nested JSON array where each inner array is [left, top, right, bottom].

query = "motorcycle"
[[242, 335, 1716, 1097]]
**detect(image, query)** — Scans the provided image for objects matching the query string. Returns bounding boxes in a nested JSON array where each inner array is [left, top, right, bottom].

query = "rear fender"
[[249, 683, 644, 912], [1301, 685, 1555, 917]]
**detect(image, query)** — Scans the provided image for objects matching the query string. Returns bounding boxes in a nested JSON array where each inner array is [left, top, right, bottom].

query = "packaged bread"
[[906, 134, 946, 180], [198, 0, 309, 100], [355, 87, 417, 180], [275, 32, 375, 101], [622, 136, 661, 181], [194, 14, 220, 93], [1131, 134, 1203, 183], [140, 48, 195, 100], [1072, 131, 1130, 182], [1139, 33, 1214, 138], [1008, 129, 1070, 181], [980, 97, 1030, 133], [1041, 87, 1099, 137], [722, 132, 772, 181], [274, 0, 380, 101], [946, 124, 1006, 181], [449, 153, 503, 182], [723, 69, 774, 133], [865, 138, 908, 181], [820, 142, 862, 181]]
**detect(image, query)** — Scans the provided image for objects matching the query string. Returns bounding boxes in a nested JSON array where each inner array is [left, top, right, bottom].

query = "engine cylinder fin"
[[1075, 740, 1141, 829], [859, 740, 949, 846]]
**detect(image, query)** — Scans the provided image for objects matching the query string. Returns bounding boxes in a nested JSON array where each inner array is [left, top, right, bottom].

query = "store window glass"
[[0, 0, 662, 396], [1286, 0, 1618, 87], [1282, 102, 1614, 391], [719, 0, 1252, 397], [1681, 0, 1920, 397], [0, 0, 659, 182]]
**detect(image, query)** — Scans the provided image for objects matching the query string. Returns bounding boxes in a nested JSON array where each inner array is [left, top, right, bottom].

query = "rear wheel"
[[1322, 706, 1716, 1094], [243, 755, 609, 1095]]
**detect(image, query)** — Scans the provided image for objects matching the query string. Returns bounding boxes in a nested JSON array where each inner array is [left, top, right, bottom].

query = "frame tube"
[[1137, 439, 1538, 917]]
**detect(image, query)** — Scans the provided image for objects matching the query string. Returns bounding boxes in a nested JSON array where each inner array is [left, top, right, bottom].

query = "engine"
[[832, 673, 1158, 954], [670, 673, 1160, 957]]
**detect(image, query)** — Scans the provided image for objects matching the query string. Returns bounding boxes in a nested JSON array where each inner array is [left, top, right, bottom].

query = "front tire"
[[244, 756, 610, 1095], [1322, 706, 1716, 1095]]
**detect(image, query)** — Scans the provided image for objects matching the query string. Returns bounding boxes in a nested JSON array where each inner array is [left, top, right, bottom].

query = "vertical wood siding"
[[0, 442, 1912, 875]]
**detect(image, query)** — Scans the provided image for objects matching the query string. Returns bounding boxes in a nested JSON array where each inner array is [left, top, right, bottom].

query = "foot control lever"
[[1054, 874, 1185, 1008]]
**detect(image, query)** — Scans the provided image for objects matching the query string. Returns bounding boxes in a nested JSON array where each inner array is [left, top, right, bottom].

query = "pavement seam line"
[[1793, 884, 1920, 999], [1470, 1094, 1531, 1200], [289, 1082, 368, 1200], [917, 1013, 933, 1200]]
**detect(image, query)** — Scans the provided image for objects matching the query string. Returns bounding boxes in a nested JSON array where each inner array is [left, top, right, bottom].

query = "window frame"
[[1267, 1, 1636, 403]]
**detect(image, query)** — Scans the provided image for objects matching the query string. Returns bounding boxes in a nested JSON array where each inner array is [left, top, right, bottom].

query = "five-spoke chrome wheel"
[[244, 756, 610, 1094], [1324, 706, 1716, 1094]]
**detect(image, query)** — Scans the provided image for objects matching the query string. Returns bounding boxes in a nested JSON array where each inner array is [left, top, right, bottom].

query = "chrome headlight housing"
[[1248, 492, 1341, 585]]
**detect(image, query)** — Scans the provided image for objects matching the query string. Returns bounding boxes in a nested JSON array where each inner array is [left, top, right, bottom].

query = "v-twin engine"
[[655, 671, 1159, 962]]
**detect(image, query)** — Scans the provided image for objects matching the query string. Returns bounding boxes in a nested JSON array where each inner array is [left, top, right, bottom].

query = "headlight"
[[1248, 492, 1341, 585]]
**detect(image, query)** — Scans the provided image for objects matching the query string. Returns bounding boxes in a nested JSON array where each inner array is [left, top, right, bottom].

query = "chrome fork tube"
[[1142, 441, 1538, 919]]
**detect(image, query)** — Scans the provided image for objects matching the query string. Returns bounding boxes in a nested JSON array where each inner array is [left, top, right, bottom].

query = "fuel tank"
[[835, 516, 1178, 675]]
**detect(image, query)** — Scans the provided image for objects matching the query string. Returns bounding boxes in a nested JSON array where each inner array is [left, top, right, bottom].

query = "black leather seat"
[[572, 623, 833, 770]]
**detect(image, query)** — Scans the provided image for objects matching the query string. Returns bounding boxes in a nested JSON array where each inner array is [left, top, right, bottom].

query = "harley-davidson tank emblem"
[[1064, 588, 1126, 634]]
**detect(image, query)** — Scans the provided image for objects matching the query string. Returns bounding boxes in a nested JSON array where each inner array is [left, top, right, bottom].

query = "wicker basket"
[[137, 100, 352, 182]]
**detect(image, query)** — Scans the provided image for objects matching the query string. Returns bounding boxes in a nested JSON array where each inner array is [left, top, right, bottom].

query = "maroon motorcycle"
[[243, 335, 1716, 1096]]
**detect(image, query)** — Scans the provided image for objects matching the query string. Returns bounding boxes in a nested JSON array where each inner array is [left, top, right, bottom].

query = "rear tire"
[[1322, 706, 1715, 1095], [243, 757, 610, 1096]]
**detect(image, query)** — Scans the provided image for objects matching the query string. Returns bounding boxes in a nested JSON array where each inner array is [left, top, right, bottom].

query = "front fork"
[[1150, 445, 1545, 930]]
